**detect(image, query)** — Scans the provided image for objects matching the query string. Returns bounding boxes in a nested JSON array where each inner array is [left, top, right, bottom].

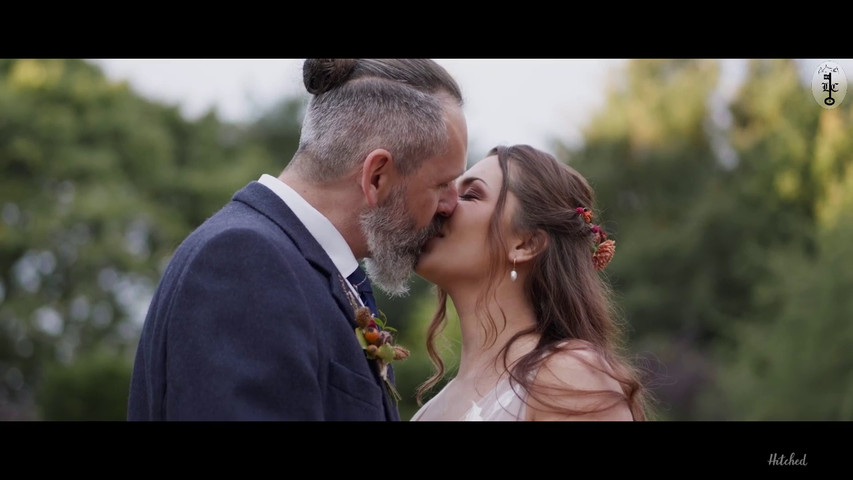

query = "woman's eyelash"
[[459, 191, 479, 200]]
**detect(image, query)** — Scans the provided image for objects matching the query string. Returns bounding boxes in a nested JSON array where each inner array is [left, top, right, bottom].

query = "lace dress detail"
[[410, 376, 528, 421]]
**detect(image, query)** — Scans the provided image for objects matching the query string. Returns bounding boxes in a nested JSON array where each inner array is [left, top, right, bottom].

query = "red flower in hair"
[[590, 224, 608, 244], [576, 207, 594, 224], [592, 239, 616, 271], [577, 206, 614, 271]]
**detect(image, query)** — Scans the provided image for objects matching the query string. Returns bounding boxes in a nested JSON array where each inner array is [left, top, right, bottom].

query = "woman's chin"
[[413, 256, 432, 279]]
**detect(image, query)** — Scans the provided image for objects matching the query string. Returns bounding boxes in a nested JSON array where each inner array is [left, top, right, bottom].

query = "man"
[[127, 59, 467, 420]]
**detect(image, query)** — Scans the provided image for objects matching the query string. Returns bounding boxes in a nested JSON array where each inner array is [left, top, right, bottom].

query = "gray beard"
[[360, 187, 443, 298]]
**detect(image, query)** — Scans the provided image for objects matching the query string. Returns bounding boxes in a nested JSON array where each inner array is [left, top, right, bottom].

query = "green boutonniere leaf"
[[354, 327, 368, 348]]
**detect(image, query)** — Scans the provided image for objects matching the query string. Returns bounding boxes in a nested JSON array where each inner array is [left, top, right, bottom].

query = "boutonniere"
[[353, 306, 410, 404]]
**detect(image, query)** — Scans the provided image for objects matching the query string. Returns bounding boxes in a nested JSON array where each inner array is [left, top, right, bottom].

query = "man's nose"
[[436, 183, 459, 217]]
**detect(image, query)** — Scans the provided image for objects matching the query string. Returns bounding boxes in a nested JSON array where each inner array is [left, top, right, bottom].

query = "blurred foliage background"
[[1, 58, 851, 421]]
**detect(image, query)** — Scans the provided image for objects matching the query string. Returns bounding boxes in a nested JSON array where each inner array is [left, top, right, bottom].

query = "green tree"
[[554, 59, 843, 420], [37, 347, 132, 421], [706, 210, 853, 420], [0, 59, 287, 419], [704, 69, 853, 420], [244, 96, 304, 168], [557, 59, 732, 419]]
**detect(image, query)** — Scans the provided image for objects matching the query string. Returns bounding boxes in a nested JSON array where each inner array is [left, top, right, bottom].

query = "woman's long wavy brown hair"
[[416, 145, 652, 420]]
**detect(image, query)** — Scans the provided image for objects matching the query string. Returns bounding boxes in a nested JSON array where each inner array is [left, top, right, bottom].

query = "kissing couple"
[[127, 59, 650, 421]]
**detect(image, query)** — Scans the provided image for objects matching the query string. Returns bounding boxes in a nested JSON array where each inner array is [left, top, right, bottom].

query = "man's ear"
[[509, 229, 549, 265], [361, 148, 395, 207]]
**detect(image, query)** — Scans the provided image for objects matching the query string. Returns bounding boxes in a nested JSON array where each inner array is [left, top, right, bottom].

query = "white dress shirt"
[[257, 174, 363, 302]]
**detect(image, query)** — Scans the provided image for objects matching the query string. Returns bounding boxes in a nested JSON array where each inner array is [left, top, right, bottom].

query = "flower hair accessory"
[[576, 206, 616, 271]]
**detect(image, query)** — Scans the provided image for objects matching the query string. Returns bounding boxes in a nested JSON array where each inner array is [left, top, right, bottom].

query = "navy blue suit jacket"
[[127, 182, 401, 421]]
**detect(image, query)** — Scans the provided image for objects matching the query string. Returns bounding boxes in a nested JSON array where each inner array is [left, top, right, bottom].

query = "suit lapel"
[[233, 181, 400, 420], [232, 182, 357, 326]]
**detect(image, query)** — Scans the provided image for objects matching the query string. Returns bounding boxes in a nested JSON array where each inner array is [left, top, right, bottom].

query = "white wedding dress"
[[410, 376, 528, 421]]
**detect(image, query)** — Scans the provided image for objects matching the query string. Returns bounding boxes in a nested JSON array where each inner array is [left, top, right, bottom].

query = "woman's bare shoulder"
[[527, 340, 634, 421]]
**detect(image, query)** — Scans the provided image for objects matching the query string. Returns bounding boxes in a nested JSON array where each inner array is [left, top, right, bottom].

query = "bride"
[[411, 144, 650, 421]]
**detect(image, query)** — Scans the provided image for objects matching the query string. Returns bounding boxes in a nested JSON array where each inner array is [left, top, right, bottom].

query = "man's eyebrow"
[[443, 170, 466, 185]]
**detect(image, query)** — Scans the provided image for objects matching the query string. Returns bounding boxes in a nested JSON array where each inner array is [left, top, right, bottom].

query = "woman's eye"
[[459, 190, 479, 200]]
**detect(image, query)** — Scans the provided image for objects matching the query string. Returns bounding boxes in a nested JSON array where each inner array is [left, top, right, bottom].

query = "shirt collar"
[[257, 174, 359, 278]]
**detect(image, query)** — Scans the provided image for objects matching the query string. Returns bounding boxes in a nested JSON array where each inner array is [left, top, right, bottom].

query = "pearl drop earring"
[[510, 258, 518, 282]]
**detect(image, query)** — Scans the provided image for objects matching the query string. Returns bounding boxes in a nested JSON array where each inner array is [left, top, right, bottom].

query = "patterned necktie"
[[347, 266, 378, 317]]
